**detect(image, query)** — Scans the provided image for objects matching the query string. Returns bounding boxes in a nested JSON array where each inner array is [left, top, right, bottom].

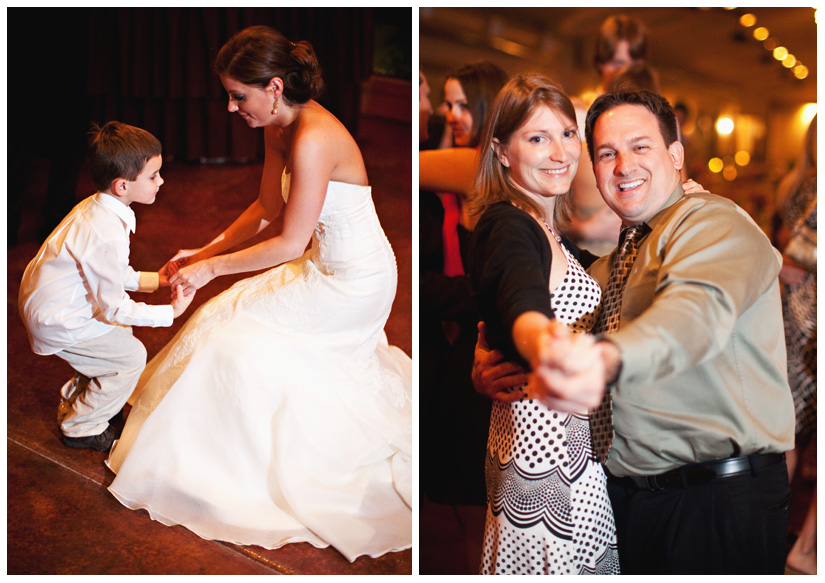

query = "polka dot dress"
[[480, 243, 620, 575]]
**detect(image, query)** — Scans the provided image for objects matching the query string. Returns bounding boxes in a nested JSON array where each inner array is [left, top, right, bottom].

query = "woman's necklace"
[[541, 218, 562, 243]]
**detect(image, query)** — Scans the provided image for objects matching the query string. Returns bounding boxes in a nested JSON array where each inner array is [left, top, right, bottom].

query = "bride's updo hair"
[[214, 25, 325, 105]]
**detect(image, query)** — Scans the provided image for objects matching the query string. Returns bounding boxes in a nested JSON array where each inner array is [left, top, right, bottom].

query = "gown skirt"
[[107, 175, 412, 562]]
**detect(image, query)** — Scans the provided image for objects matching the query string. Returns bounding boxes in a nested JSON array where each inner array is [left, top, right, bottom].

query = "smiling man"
[[572, 90, 794, 574]]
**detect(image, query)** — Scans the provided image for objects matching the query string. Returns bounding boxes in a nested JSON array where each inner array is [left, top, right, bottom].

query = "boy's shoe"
[[61, 424, 117, 451]]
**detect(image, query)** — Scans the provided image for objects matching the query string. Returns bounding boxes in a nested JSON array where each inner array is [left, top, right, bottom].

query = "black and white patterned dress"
[[781, 175, 816, 442], [480, 242, 620, 575]]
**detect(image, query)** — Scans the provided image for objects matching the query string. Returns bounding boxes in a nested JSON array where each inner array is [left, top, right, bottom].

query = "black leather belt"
[[607, 452, 786, 491]]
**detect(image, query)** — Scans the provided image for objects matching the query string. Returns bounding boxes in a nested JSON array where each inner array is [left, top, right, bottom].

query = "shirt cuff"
[[137, 271, 160, 292]]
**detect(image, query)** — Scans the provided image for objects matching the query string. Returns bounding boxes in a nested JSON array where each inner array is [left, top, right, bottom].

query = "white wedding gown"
[[107, 172, 412, 562]]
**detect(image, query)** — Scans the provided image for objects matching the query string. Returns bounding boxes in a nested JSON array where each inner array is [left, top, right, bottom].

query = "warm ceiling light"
[[801, 103, 817, 125], [763, 37, 778, 51], [708, 157, 724, 173], [773, 46, 789, 61], [753, 26, 769, 41], [739, 13, 756, 27], [794, 64, 809, 79], [716, 117, 735, 135], [782, 54, 797, 68], [734, 151, 751, 166], [723, 166, 738, 181]]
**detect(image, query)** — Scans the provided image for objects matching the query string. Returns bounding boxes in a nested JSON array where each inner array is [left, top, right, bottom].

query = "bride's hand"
[[163, 248, 202, 277], [169, 259, 215, 296]]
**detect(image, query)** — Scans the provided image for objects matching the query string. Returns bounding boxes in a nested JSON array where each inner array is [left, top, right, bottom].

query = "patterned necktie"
[[589, 223, 650, 463]]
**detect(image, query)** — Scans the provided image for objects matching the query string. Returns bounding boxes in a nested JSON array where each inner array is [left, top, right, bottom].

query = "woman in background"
[[776, 115, 817, 575], [419, 61, 508, 509]]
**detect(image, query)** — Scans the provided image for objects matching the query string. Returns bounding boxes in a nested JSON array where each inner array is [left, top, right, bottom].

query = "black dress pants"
[[607, 457, 791, 574]]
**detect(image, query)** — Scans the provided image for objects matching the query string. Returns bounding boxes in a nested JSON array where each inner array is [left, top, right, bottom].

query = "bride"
[[106, 25, 412, 562]]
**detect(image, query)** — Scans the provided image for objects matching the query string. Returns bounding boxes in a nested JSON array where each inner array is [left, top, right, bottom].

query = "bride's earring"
[[270, 86, 279, 115]]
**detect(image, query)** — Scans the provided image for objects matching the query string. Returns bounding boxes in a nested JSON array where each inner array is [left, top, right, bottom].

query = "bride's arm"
[[172, 129, 287, 268], [171, 126, 331, 294]]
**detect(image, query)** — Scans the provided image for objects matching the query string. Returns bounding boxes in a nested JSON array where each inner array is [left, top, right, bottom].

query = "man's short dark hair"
[[585, 90, 679, 163]]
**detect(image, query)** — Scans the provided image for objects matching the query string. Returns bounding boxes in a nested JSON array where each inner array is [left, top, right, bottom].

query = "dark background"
[[7, 6, 411, 245]]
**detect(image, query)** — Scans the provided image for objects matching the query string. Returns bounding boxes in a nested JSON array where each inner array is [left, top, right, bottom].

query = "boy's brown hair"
[[87, 121, 162, 191]]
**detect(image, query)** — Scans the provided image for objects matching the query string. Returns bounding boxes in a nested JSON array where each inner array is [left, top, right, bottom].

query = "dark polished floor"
[[7, 115, 412, 575]]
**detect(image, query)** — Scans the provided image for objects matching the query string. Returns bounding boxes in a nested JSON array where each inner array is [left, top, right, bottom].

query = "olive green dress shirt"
[[588, 186, 795, 477]]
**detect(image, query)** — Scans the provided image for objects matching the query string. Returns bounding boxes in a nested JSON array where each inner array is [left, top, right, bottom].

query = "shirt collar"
[[94, 192, 137, 233], [645, 183, 685, 232]]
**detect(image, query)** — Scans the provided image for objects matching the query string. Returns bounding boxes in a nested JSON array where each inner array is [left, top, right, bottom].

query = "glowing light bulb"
[[794, 65, 809, 80], [708, 158, 724, 173], [739, 13, 756, 27], [753, 27, 769, 41], [773, 46, 788, 61], [801, 103, 817, 125], [716, 117, 734, 135]]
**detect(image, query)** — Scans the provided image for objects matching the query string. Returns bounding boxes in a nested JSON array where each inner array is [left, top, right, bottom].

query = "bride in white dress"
[[106, 25, 412, 562]]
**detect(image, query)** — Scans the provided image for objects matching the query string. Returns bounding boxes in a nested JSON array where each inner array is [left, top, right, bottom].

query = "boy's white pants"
[[55, 326, 147, 438]]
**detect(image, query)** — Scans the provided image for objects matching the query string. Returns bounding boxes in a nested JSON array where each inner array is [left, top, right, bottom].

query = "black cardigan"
[[467, 201, 597, 366]]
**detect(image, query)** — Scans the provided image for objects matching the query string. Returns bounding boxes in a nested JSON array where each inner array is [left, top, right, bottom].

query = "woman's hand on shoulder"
[[682, 178, 707, 194]]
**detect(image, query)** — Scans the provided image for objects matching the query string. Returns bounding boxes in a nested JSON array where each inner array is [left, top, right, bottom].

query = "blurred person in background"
[[419, 62, 508, 510], [774, 115, 817, 575]]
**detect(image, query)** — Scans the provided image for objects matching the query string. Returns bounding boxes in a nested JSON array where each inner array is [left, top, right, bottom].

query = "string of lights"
[[736, 8, 813, 80]]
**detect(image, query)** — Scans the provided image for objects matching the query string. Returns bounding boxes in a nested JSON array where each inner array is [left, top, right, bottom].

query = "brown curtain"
[[9, 7, 373, 164], [83, 7, 374, 162], [7, 8, 378, 245]]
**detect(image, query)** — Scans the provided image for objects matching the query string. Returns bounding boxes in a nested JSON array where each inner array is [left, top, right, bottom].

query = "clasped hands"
[[158, 249, 213, 297], [472, 321, 608, 413]]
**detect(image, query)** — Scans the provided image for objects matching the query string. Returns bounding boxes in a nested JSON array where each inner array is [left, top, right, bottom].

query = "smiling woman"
[[492, 106, 581, 202], [465, 73, 618, 575]]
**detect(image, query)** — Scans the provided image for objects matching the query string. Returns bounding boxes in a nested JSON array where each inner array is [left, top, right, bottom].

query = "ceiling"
[[419, 7, 817, 117]]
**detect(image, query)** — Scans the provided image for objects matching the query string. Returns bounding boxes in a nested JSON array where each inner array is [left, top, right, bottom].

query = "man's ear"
[[492, 138, 509, 168], [668, 140, 685, 171]]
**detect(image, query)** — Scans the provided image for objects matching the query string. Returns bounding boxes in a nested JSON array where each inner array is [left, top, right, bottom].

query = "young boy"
[[18, 121, 194, 452]]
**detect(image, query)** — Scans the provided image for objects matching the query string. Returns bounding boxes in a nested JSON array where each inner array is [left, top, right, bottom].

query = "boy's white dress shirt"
[[19, 192, 174, 355]]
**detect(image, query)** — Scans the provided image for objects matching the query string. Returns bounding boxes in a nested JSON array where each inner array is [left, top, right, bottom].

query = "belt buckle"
[[643, 475, 665, 491]]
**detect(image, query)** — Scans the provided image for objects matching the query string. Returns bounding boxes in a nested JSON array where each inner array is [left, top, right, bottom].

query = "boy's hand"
[[162, 248, 202, 279], [171, 284, 195, 318], [158, 268, 170, 287]]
